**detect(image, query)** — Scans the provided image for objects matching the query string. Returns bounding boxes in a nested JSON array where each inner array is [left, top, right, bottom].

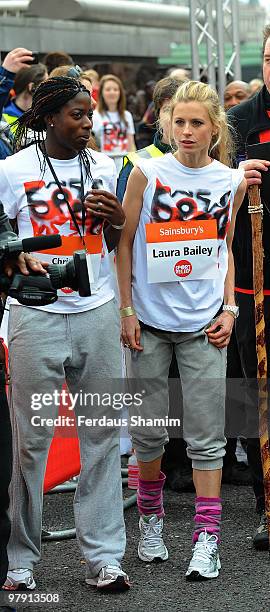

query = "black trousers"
[[235, 292, 270, 514], [161, 351, 190, 473], [223, 327, 246, 468], [0, 367, 12, 588]]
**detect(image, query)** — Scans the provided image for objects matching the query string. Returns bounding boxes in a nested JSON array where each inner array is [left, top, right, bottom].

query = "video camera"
[[0, 202, 91, 308]]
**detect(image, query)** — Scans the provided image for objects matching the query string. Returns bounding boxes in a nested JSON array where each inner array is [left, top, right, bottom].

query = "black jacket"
[[228, 86, 270, 289]]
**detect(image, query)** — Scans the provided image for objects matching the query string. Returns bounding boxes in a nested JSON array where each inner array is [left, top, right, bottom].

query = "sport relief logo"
[[61, 287, 73, 295], [174, 260, 192, 278]]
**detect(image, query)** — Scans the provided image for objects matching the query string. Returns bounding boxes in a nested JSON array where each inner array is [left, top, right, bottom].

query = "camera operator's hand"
[[2, 47, 34, 73], [84, 190, 125, 227], [4, 253, 48, 277]]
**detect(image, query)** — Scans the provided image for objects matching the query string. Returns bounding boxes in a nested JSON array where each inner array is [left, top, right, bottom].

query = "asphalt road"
[[14, 483, 269, 612]]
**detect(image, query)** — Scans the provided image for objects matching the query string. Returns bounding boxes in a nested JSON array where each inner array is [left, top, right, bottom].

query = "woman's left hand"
[[205, 312, 235, 348], [84, 190, 125, 227]]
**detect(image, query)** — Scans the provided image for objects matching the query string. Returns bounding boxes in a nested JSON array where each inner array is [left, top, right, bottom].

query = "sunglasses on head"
[[66, 65, 82, 78]]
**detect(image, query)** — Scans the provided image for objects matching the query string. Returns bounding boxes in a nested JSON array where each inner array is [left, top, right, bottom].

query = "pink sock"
[[137, 471, 166, 518], [193, 496, 222, 543]]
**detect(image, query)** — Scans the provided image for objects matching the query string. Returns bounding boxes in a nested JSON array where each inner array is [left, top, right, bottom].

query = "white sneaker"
[[86, 565, 131, 591], [3, 568, 36, 590], [186, 531, 221, 581], [138, 514, 169, 562]]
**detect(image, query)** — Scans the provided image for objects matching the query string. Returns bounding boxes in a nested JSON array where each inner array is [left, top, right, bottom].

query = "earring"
[[50, 123, 54, 127]]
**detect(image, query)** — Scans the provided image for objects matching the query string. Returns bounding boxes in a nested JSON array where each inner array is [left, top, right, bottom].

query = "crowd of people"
[[0, 25, 269, 608]]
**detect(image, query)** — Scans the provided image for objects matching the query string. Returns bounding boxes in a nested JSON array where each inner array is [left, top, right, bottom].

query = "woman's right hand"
[[121, 314, 143, 351]]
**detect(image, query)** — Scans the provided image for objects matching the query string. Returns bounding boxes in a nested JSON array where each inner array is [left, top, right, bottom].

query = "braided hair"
[[14, 76, 96, 179]]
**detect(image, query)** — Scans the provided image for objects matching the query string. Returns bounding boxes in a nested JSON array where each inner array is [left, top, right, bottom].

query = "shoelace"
[[141, 520, 163, 548], [192, 534, 218, 563]]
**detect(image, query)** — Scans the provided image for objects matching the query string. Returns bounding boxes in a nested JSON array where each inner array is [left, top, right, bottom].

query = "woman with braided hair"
[[0, 76, 131, 592]]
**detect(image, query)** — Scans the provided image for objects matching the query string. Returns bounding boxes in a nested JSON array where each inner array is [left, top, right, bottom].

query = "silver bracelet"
[[111, 219, 126, 230]]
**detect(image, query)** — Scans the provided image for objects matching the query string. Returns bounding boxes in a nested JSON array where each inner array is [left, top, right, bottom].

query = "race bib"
[[34, 234, 102, 297], [146, 220, 218, 283]]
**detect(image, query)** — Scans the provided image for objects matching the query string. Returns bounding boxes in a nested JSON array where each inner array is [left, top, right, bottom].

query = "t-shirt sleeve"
[[136, 157, 156, 182], [0, 162, 18, 218], [106, 159, 118, 194], [231, 167, 245, 195], [125, 111, 135, 135], [135, 158, 155, 202]]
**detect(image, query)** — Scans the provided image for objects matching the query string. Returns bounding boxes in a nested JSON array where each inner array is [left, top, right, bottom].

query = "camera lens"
[[47, 251, 90, 297], [47, 260, 77, 291]]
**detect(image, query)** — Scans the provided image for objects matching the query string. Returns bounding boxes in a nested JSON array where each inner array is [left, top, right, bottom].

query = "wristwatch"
[[222, 305, 239, 319]]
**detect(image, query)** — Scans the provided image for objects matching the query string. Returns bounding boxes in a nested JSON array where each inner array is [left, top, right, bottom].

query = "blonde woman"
[[117, 81, 246, 580]]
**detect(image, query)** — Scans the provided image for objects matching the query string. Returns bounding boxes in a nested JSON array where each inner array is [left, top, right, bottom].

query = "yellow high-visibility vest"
[[2, 113, 18, 134], [123, 143, 164, 168]]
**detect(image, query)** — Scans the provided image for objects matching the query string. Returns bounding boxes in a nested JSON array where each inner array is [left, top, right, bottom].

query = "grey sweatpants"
[[7, 300, 126, 577], [127, 324, 227, 470]]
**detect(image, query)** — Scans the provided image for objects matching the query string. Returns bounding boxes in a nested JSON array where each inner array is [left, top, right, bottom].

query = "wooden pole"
[[248, 184, 270, 548]]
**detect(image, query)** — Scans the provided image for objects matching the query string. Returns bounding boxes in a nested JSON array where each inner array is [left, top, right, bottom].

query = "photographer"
[[0, 48, 37, 160], [0, 48, 36, 113], [1, 76, 130, 593]]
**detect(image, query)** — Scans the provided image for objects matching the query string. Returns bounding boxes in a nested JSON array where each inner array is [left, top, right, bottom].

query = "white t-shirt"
[[0, 145, 117, 313], [92, 109, 135, 157], [132, 153, 244, 332]]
